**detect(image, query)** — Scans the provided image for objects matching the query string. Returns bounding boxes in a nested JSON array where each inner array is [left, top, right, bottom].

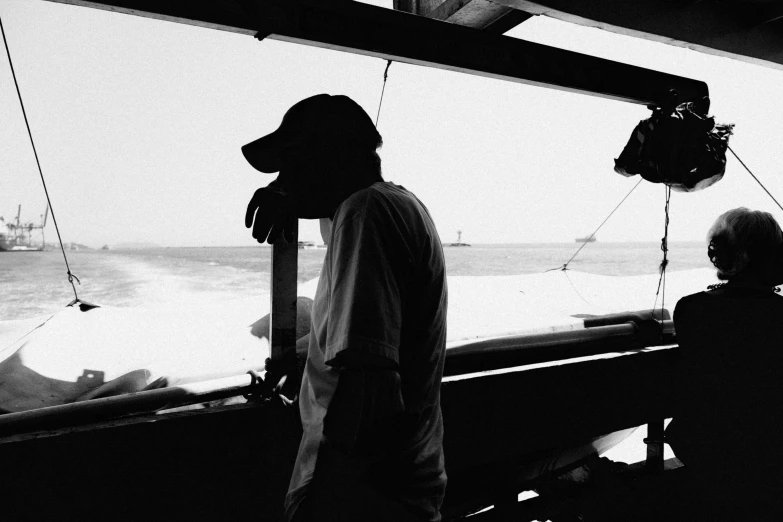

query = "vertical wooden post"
[[269, 221, 299, 362], [645, 419, 665, 473]]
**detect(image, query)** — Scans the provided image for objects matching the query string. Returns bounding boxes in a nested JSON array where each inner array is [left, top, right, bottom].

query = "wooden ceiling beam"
[[490, 0, 783, 70], [41, 0, 708, 106], [422, 0, 524, 31]]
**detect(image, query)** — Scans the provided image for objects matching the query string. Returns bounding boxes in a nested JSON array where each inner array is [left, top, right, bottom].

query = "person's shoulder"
[[673, 291, 708, 320], [364, 181, 416, 203], [676, 291, 708, 307], [759, 290, 783, 310], [339, 182, 416, 215]]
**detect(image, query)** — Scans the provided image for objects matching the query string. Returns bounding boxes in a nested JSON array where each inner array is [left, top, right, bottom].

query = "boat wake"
[[0, 268, 717, 414]]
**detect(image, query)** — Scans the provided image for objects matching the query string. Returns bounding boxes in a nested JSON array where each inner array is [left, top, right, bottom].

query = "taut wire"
[[375, 60, 393, 128], [1, 13, 80, 301]]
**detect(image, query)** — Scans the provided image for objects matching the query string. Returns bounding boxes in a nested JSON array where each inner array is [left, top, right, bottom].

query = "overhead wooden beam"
[[42, 0, 708, 106], [481, 8, 535, 35], [421, 0, 527, 32], [490, 0, 783, 70]]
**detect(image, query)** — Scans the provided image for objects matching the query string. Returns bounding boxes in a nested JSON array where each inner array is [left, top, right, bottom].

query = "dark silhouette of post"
[[270, 221, 299, 363]]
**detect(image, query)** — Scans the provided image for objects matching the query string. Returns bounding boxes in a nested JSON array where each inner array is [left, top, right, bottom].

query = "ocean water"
[[0, 241, 711, 322]]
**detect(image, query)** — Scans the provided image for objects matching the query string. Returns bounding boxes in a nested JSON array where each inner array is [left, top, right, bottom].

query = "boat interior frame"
[[0, 1, 706, 519]]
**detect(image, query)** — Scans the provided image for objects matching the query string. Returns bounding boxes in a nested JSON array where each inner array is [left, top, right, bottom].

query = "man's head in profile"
[[243, 94, 383, 222]]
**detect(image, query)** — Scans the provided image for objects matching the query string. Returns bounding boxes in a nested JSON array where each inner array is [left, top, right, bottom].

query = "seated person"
[[666, 207, 783, 520], [250, 296, 314, 359]]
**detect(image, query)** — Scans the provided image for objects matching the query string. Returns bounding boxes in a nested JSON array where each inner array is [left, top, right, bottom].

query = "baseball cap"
[[242, 94, 382, 173]]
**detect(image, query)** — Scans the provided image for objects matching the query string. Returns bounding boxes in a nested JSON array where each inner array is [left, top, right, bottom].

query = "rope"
[[549, 177, 643, 272], [727, 145, 783, 213], [0, 14, 80, 301], [563, 270, 591, 305], [651, 185, 671, 319], [688, 110, 782, 212], [374, 60, 392, 128]]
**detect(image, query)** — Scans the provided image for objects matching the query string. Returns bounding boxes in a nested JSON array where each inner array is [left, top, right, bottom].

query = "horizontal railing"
[[0, 373, 257, 438], [445, 319, 675, 375], [0, 314, 676, 438]]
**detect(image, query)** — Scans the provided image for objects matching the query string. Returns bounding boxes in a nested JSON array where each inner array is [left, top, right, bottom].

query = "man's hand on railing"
[[245, 179, 296, 244], [261, 348, 305, 406]]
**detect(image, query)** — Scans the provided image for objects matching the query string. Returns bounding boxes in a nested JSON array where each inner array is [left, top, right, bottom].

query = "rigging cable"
[[688, 110, 782, 212], [549, 177, 643, 272], [727, 145, 783, 213], [1, 14, 81, 302], [651, 185, 672, 320], [563, 269, 591, 305], [374, 60, 393, 128]]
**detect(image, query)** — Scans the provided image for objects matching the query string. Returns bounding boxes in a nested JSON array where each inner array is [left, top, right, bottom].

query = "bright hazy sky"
[[2, 0, 783, 247]]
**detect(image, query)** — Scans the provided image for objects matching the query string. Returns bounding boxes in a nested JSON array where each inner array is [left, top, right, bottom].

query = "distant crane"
[[1, 204, 48, 250]]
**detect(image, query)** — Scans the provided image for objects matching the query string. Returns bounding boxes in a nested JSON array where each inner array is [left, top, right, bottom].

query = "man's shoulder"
[[338, 182, 420, 218], [356, 181, 415, 203]]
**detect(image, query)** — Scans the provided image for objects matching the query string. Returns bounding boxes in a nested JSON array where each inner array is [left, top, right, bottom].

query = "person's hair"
[[707, 207, 783, 280]]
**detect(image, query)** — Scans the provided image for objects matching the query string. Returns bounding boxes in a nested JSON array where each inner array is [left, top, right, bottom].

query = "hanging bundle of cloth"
[[614, 92, 734, 192]]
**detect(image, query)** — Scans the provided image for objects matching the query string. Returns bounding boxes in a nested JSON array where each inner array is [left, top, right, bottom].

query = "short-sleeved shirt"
[[284, 182, 448, 522]]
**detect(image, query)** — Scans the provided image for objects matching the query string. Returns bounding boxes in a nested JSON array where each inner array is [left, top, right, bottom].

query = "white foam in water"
[[3, 268, 715, 371], [110, 254, 265, 309]]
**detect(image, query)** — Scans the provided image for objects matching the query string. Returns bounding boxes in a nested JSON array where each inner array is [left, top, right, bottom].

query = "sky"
[[1, 0, 783, 247]]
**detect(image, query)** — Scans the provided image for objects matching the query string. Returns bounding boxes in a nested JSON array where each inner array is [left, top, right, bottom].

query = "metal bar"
[[270, 221, 299, 361], [444, 319, 675, 376], [42, 0, 708, 106], [0, 373, 256, 437], [448, 319, 674, 356], [447, 322, 636, 356]]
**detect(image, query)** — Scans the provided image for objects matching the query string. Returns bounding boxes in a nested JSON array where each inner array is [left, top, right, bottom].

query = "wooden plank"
[[42, 0, 708, 106], [482, 8, 535, 34], [491, 0, 783, 70], [270, 222, 298, 362], [403, 0, 534, 35], [424, 0, 522, 31]]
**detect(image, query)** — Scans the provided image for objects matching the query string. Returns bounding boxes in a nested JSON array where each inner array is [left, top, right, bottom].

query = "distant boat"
[[297, 241, 317, 250], [444, 230, 471, 247], [575, 236, 597, 243]]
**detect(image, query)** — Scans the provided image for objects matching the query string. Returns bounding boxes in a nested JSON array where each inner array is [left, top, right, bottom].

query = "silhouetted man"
[[243, 94, 447, 522]]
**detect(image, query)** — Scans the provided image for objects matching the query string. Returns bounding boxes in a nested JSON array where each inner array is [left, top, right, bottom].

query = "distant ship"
[[575, 236, 597, 243], [444, 230, 471, 247], [298, 240, 327, 250], [0, 205, 48, 252]]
